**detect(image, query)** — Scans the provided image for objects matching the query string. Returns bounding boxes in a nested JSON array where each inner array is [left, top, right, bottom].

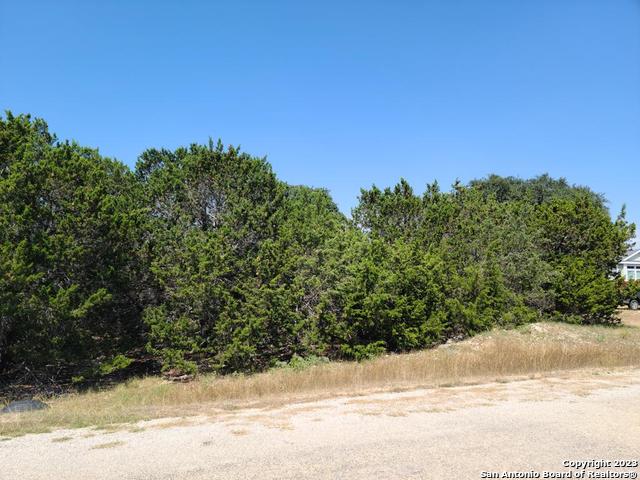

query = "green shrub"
[[1, 112, 635, 384]]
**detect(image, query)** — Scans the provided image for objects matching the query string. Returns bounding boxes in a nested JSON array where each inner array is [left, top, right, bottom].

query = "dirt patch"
[[618, 308, 640, 327]]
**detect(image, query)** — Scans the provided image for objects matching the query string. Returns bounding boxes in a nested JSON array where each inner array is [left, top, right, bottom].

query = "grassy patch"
[[1, 320, 639, 437]]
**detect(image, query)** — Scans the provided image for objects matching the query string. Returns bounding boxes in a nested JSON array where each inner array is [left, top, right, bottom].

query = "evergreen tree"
[[1, 112, 635, 382]]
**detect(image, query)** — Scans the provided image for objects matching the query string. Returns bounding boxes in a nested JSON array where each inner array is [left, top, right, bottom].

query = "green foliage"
[[618, 280, 640, 304], [0, 113, 145, 374], [98, 354, 134, 376], [136, 142, 346, 374], [535, 192, 632, 321], [318, 239, 449, 358], [273, 354, 330, 371], [0, 112, 635, 383], [552, 258, 620, 323]]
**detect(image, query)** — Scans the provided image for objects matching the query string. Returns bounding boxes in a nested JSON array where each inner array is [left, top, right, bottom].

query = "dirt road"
[[2, 368, 640, 480]]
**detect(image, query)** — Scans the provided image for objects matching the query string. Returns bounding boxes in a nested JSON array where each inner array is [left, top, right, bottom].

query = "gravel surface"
[[2, 368, 640, 480]]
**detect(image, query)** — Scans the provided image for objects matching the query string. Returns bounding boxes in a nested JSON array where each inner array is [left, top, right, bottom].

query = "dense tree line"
[[0, 113, 635, 382]]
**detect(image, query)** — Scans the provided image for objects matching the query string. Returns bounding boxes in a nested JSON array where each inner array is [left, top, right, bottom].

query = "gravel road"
[[2, 368, 640, 480]]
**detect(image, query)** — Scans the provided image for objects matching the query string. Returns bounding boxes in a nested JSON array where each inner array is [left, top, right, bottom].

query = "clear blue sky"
[[1, 0, 639, 243]]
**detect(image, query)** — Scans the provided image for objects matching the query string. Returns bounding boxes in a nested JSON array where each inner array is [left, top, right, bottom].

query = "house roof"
[[620, 250, 640, 264]]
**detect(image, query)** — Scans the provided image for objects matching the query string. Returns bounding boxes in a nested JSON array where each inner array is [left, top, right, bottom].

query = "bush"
[[619, 279, 640, 305], [1, 112, 635, 384]]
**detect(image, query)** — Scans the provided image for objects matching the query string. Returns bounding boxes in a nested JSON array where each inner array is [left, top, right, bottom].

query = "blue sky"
[[1, 1, 639, 244]]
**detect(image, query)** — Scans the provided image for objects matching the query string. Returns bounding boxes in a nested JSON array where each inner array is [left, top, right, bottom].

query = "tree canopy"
[[0, 113, 635, 384]]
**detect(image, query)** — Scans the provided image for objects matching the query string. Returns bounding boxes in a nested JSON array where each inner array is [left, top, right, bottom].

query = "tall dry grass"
[[1, 321, 639, 437]]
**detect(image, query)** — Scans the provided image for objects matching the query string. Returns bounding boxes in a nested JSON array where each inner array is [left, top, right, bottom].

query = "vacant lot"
[[2, 312, 639, 438]]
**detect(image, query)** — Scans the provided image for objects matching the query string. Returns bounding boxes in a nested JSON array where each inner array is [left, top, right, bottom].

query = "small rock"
[[1, 399, 49, 414]]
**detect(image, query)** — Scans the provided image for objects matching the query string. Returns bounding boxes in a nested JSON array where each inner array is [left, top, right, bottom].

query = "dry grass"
[[1, 318, 640, 437]]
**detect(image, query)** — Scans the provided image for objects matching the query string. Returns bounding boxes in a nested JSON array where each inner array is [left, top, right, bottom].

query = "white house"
[[617, 250, 640, 281]]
